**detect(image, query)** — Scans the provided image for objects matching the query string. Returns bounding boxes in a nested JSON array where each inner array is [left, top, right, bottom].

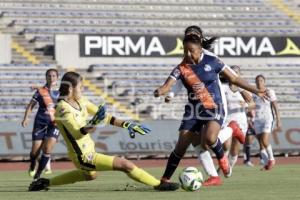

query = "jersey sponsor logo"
[[86, 152, 94, 162], [204, 64, 212, 72]]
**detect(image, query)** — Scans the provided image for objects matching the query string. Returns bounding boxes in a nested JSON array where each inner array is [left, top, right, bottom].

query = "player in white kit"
[[253, 75, 281, 170], [222, 65, 254, 170]]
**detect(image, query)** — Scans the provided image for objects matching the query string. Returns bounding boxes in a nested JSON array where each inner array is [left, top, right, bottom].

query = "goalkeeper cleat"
[[28, 169, 36, 177], [154, 180, 180, 191], [28, 178, 50, 191]]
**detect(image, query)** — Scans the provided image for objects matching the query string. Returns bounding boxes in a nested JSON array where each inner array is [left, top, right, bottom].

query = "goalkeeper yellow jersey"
[[54, 96, 111, 168]]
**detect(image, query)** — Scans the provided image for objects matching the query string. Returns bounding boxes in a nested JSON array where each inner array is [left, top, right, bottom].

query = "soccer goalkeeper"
[[28, 71, 179, 192]]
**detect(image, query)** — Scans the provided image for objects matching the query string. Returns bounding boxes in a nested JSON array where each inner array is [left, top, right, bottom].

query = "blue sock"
[[209, 139, 224, 159], [162, 151, 183, 180], [34, 154, 50, 179], [245, 145, 251, 162]]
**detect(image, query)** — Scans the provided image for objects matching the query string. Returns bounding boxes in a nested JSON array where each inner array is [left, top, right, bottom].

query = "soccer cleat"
[[228, 121, 245, 144], [244, 161, 254, 167], [28, 178, 50, 191], [28, 169, 36, 177], [263, 160, 275, 171], [218, 156, 232, 178], [154, 179, 180, 191], [202, 176, 222, 186], [44, 169, 52, 175]]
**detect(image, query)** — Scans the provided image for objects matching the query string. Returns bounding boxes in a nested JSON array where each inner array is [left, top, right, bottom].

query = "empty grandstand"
[[0, 0, 299, 157]]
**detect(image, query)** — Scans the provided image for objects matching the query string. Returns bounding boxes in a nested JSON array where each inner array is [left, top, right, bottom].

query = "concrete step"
[[12, 54, 27, 59]]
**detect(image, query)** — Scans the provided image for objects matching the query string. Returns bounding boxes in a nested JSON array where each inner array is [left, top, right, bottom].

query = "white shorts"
[[238, 120, 248, 135], [225, 115, 248, 135], [254, 119, 273, 134]]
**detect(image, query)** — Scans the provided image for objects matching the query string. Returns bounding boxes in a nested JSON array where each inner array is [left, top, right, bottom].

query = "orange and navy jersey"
[[169, 49, 227, 111], [32, 85, 59, 124]]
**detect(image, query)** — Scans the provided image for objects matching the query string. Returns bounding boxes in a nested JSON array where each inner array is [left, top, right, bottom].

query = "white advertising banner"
[[0, 119, 299, 156]]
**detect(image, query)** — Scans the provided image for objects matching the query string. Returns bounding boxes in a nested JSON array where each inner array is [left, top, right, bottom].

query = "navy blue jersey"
[[32, 86, 59, 124], [170, 49, 227, 111]]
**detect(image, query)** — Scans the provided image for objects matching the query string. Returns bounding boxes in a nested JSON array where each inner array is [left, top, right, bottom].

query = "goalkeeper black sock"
[[162, 151, 182, 180], [34, 153, 50, 179], [29, 152, 37, 171]]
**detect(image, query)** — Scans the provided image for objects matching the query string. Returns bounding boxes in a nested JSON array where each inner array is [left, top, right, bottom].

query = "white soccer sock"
[[224, 150, 229, 156], [218, 127, 233, 144], [194, 145, 218, 177], [260, 149, 269, 166], [46, 157, 51, 170], [229, 154, 238, 167], [266, 145, 275, 161]]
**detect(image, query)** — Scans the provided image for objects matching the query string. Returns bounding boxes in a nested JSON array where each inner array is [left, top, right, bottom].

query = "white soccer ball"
[[179, 167, 203, 191]]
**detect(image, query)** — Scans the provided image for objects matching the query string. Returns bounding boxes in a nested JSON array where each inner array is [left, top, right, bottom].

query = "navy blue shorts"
[[246, 127, 256, 135], [179, 106, 225, 133], [32, 122, 59, 141]]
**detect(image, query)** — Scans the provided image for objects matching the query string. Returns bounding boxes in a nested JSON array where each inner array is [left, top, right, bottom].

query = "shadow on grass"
[[0, 185, 154, 193]]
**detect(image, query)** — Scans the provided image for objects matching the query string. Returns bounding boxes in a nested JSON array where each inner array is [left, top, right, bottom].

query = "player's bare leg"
[[259, 132, 275, 170], [244, 134, 255, 167], [33, 137, 56, 179], [29, 141, 42, 177]]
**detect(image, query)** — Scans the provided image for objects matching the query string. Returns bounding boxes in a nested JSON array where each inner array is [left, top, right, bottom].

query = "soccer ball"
[[179, 167, 203, 191]]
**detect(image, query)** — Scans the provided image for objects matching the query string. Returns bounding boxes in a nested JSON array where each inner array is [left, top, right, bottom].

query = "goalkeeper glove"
[[88, 103, 106, 126], [122, 121, 151, 139]]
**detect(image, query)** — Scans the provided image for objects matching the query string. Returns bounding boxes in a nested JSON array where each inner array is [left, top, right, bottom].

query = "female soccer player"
[[22, 68, 60, 179], [154, 26, 267, 184], [29, 71, 179, 191], [253, 75, 281, 170], [222, 65, 254, 170], [164, 66, 247, 186]]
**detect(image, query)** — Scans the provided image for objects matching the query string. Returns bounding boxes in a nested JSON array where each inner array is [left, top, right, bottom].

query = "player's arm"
[[270, 91, 282, 131], [221, 67, 267, 98], [165, 79, 183, 103], [154, 77, 177, 97], [240, 90, 255, 110], [83, 97, 150, 138], [154, 66, 181, 97], [108, 117, 150, 139], [22, 99, 37, 127]]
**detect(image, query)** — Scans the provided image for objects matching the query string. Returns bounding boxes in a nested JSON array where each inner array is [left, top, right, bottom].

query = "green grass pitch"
[[0, 165, 299, 200]]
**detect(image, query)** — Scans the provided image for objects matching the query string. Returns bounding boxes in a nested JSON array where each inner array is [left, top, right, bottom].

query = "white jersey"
[[253, 88, 276, 121], [223, 83, 248, 133]]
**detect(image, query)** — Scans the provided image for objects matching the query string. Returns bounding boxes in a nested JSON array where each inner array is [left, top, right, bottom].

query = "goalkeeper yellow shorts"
[[69, 152, 115, 171]]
